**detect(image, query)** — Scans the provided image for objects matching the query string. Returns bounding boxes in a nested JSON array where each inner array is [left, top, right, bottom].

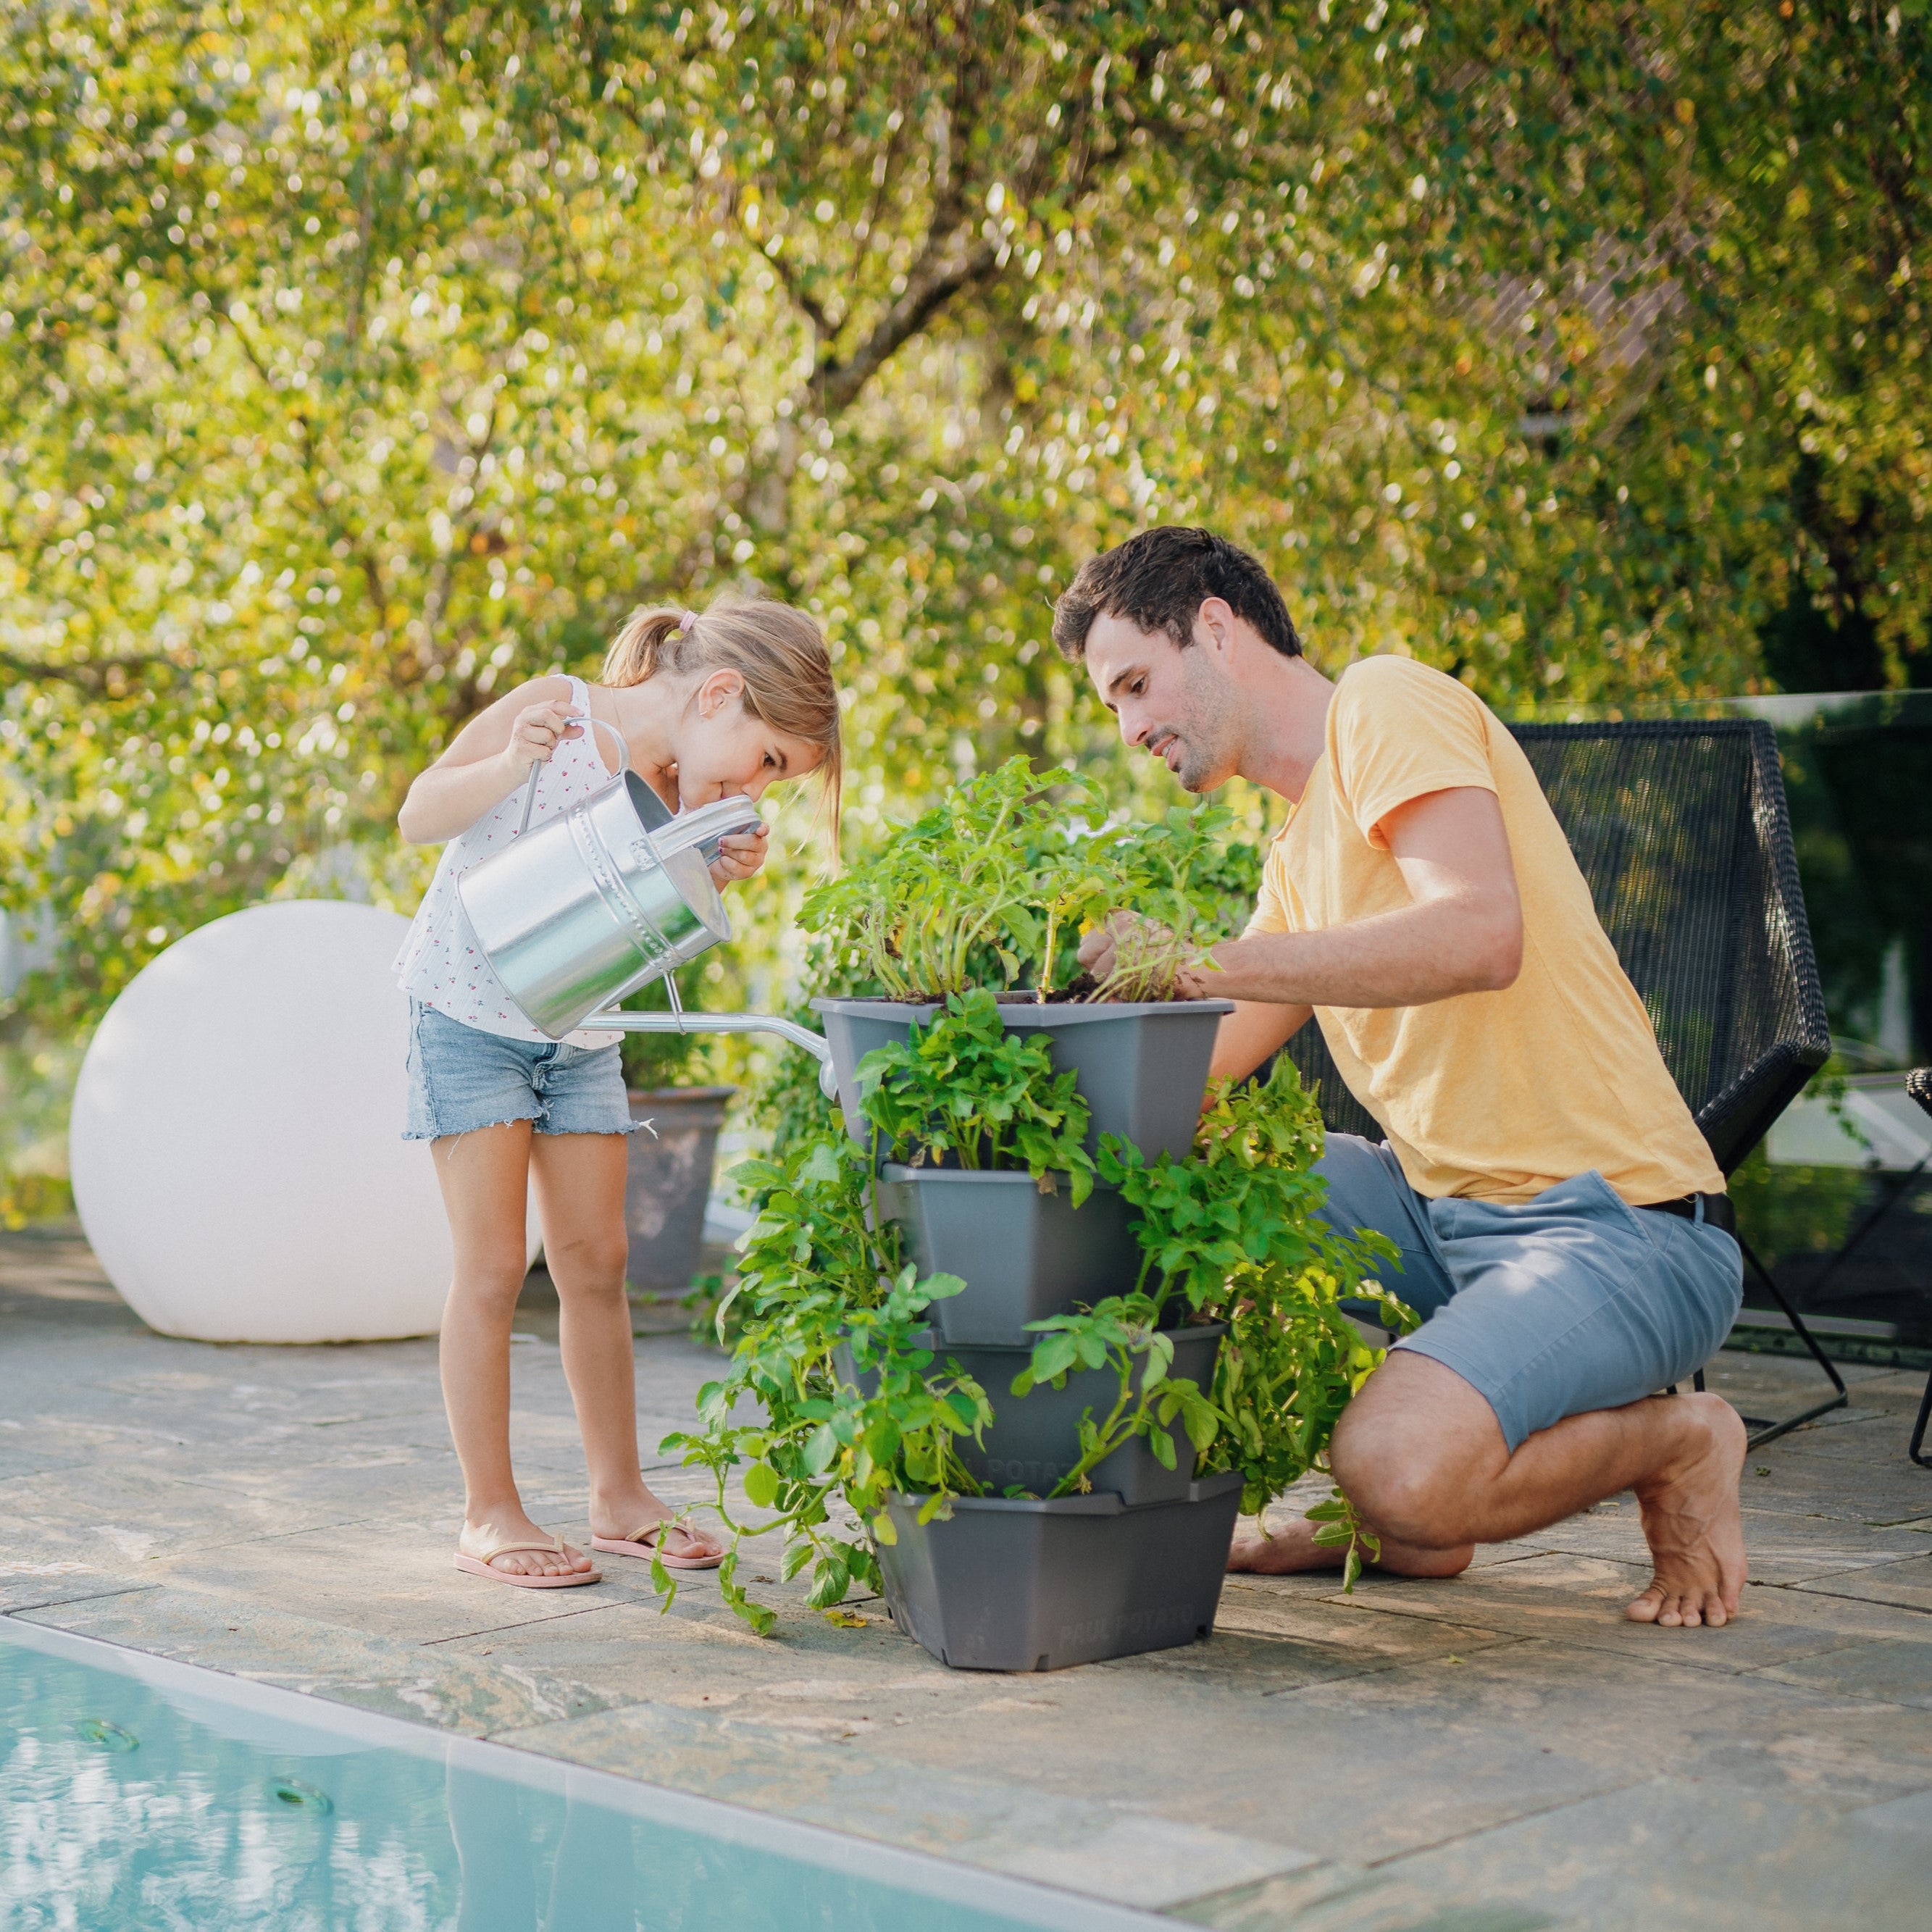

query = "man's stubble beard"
[[1169, 652, 1245, 793]]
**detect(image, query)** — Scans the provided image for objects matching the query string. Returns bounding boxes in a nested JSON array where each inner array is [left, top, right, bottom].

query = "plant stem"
[[1045, 1354, 1142, 1497], [1038, 901, 1059, 1002]]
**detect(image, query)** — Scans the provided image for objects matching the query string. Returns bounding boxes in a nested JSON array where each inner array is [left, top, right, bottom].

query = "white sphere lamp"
[[71, 900, 533, 1344]]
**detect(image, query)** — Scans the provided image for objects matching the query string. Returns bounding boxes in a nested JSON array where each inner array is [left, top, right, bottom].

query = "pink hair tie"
[[677, 609, 698, 635]]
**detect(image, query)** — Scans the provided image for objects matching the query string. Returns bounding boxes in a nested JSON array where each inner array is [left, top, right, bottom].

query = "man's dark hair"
[[1050, 526, 1302, 662]]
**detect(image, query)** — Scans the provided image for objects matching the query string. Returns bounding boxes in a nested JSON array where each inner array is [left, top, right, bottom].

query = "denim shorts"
[[1318, 1134, 1743, 1452], [403, 1000, 633, 1141]]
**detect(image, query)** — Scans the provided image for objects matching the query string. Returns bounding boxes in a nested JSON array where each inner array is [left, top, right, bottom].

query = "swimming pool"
[[0, 1618, 1166, 1931]]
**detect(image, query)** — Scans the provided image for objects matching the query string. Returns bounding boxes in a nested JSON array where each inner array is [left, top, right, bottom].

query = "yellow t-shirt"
[[1246, 655, 1723, 1205]]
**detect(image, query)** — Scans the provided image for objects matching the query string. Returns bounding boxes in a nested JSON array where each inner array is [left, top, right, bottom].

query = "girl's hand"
[[502, 697, 582, 781], [709, 821, 769, 886]]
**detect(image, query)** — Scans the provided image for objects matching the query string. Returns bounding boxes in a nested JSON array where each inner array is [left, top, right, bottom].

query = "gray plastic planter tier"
[[875, 1166, 1140, 1345], [874, 1471, 1245, 1671], [846, 1323, 1225, 1505], [813, 995, 1234, 1164]]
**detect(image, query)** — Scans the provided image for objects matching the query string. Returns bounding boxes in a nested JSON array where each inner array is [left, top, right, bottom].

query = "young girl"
[[395, 596, 841, 1586]]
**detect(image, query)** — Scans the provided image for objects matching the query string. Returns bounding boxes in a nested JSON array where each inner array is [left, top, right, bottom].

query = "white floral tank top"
[[393, 677, 622, 1047]]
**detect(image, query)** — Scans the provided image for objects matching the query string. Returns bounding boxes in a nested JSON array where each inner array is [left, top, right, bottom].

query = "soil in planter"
[[874, 1472, 1245, 1671]]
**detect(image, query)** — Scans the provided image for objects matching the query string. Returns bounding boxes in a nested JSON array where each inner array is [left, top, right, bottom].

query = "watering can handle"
[[515, 711, 630, 837]]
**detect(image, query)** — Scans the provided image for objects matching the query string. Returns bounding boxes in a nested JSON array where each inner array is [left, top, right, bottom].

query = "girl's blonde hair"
[[602, 593, 842, 838]]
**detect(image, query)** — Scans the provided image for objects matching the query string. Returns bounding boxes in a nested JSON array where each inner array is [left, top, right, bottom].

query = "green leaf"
[[799, 1142, 844, 1184], [805, 1550, 852, 1609], [743, 1460, 780, 1509], [1029, 1333, 1080, 1383]]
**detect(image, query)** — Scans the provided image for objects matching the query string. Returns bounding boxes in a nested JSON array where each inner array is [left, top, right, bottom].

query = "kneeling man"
[[1054, 527, 1747, 1628]]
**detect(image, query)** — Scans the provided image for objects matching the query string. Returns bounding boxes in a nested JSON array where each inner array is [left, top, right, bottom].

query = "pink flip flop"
[[453, 1535, 601, 1589], [590, 1520, 726, 1571]]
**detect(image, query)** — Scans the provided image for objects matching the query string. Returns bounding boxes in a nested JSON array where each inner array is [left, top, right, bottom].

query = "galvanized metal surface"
[[459, 717, 759, 1040]]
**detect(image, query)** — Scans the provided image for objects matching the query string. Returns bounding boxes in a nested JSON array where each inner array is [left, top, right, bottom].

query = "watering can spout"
[[576, 1007, 838, 1098]]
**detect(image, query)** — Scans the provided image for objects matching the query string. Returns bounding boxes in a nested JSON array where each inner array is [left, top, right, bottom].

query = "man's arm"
[[1083, 786, 1523, 1055], [1195, 787, 1522, 1008], [1209, 998, 1312, 1084]]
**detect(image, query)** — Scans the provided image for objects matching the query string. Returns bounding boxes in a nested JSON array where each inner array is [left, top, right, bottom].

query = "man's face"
[[1084, 611, 1242, 793]]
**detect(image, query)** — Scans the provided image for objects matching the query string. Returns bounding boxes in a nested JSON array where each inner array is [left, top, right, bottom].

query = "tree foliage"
[[2, 0, 1925, 1047]]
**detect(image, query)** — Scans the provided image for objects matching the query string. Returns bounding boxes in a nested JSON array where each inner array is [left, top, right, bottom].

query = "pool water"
[[0, 1620, 1158, 1931]]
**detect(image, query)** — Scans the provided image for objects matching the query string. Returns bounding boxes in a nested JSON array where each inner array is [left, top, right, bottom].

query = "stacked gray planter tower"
[[814, 995, 1248, 1672]]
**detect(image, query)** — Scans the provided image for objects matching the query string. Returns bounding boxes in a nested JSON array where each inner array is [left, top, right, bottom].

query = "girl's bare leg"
[[528, 1132, 723, 1560], [432, 1123, 592, 1579]]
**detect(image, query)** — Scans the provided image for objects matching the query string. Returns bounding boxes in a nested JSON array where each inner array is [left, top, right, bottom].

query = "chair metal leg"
[[1731, 1233, 1849, 1449], [1911, 1371, 1932, 1471]]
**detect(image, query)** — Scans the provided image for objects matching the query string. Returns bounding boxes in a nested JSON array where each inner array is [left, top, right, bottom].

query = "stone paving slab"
[[501, 1693, 1326, 1912], [16, 1583, 622, 1734], [1515, 1497, 1932, 1584], [6, 1224, 1932, 1929], [1325, 1549, 1932, 1676], [1360, 1776, 1932, 1932], [1794, 1552, 1932, 1615]]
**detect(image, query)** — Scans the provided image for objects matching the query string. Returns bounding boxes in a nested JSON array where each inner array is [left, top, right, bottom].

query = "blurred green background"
[[3, 2, 1929, 1225]]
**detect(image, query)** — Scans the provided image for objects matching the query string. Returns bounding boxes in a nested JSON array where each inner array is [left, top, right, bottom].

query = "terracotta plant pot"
[[623, 1085, 735, 1293]]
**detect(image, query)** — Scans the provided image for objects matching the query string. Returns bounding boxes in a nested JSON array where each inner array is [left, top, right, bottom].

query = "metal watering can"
[[456, 714, 836, 1093]]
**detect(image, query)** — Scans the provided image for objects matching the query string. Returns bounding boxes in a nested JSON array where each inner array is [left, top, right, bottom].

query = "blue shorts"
[[1317, 1135, 1743, 1452], [403, 1000, 633, 1141]]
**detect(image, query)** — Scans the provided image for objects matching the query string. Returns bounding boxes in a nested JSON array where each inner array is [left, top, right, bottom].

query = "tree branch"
[[0, 651, 192, 695], [768, 246, 836, 340], [818, 237, 1003, 417], [813, 22, 1006, 417]]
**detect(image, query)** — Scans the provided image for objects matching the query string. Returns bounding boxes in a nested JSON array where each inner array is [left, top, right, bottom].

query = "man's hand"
[[1076, 910, 1215, 1000]]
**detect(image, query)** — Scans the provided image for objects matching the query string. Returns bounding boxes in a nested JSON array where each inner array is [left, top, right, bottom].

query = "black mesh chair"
[[1910, 1069, 1932, 1468], [1287, 718, 1840, 1447]]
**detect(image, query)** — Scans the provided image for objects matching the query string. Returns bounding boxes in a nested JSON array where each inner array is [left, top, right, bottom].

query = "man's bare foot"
[[1623, 1393, 1747, 1628], [459, 1515, 593, 1579], [1227, 1514, 1473, 1578]]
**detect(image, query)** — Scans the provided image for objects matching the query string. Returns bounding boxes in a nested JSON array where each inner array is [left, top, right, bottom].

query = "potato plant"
[[856, 988, 1097, 1203], [1097, 1058, 1416, 1586], [656, 1130, 992, 1630], [798, 756, 1260, 1003], [661, 1003, 1415, 1628]]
